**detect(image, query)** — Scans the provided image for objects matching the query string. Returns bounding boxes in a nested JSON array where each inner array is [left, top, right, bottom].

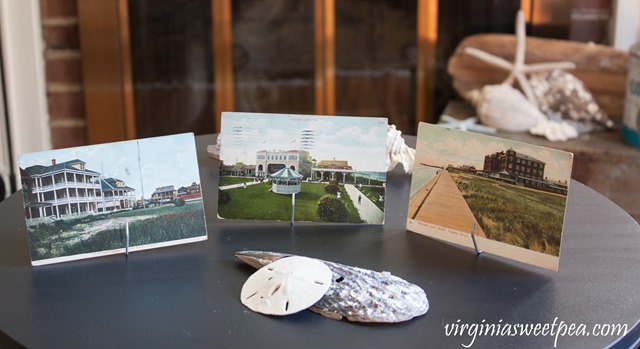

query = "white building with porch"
[[21, 159, 103, 219], [98, 177, 136, 212], [311, 159, 356, 183], [256, 150, 312, 178]]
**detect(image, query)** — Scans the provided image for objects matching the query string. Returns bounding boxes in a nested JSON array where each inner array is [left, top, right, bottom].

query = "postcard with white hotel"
[[407, 123, 573, 271], [19, 133, 207, 266], [218, 112, 388, 224]]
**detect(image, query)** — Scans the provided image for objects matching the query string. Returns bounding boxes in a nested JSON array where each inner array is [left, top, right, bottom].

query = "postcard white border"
[[31, 235, 208, 266], [407, 219, 560, 270]]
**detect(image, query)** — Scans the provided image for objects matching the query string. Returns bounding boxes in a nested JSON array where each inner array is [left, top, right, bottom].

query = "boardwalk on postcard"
[[408, 170, 486, 237]]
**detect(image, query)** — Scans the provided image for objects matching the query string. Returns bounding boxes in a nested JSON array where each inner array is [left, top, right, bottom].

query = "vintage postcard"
[[407, 123, 573, 270], [218, 112, 387, 224], [19, 133, 207, 266]]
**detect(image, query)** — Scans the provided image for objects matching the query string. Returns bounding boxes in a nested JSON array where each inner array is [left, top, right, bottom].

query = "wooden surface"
[[447, 33, 628, 117], [212, 0, 234, 133], [416, 0, 438, 126], [117, 0, 136, 140], [314, 0, 335, 116], [77, 0, 129, 144]]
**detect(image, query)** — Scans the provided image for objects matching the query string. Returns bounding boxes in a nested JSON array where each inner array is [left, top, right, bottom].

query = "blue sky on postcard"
[[19, 133, 200, 199], [219, 112, 388, 172], [415, 124, 573, 182]]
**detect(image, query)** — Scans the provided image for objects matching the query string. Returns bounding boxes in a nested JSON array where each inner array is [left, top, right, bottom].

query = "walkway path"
[[219, 180, 262, 190], [344, 184, 384, 224], [408, 170, 485, 237]]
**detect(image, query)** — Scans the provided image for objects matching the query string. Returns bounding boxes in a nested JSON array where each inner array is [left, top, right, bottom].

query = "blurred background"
[[0, 0, 638, 204]]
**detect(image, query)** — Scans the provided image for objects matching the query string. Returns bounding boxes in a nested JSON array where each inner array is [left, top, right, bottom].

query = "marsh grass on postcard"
[[218, 112, 388, 224], [19, 133, 207, 265]]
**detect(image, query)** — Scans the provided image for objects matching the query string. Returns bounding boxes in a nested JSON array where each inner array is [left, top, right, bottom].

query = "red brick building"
[[484, 148, 545, 181]]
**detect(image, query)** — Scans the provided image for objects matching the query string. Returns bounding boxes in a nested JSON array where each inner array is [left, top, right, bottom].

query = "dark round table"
[[1, 134, 639, 348]]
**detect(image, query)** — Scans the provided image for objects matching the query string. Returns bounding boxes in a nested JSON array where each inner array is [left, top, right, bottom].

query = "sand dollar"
[[240, 256, 332, 316]]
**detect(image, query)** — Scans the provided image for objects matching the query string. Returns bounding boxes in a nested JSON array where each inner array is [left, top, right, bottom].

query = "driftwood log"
[[447, 34, 629, 117]]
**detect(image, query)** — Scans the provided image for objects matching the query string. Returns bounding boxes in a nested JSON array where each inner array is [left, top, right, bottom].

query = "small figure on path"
[[358, 195, 362, 205]]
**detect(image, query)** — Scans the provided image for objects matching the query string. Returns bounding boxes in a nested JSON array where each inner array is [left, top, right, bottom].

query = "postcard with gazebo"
[[218, 112, 388, 224], [18, 133, 208, 266], [407, 123, 573, 271]]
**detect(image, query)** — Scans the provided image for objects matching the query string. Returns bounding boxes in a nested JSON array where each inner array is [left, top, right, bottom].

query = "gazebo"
[[270, 168, 303, 194]]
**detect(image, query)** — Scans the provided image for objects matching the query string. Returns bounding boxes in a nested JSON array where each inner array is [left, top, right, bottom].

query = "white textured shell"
[[240, 256, 332, 316], [467, 84, 547, 132], [386, 124, 416, 174], [206, 138, 221, 160], [529, 119, 579, 142], [529, 69, 613, 130]]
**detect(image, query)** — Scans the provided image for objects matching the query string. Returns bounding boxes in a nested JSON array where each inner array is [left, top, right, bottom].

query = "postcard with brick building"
[[407, 123, 573, 270], [218, 112, 388, 224], [19, 133, 207, 266]]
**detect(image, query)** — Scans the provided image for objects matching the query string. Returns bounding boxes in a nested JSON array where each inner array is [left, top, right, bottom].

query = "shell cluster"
[[460, 10, 613, 141]]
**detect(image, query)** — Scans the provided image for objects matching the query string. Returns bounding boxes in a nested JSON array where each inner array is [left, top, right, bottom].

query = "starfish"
[[463, 10, 576, 107], [438, 115, 497, 134]]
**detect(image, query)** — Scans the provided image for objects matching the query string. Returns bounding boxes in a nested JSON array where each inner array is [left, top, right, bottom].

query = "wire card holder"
[[470, 223, 483, 255], [125, 222, 130, 256]]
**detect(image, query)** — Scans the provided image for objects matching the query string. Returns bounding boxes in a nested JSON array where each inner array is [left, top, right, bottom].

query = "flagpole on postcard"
[[137, 141, 145, 208]]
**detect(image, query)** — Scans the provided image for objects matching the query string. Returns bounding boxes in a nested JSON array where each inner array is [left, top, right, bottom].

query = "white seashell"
[[240, 256, 332, 316], [386, 124, 416, 174], [467, 84, 547, 133], [206, 137, 221, 160], [529, 119, 579, 142]]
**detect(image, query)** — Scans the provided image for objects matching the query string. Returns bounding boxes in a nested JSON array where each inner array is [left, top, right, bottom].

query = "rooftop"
[[22, 159, 100, 176]]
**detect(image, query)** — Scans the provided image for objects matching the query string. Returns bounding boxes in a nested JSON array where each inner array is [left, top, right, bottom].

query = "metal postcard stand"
[[470, 223, 483, 255], [291, 192, 296, 226], [125, 222, 130, 256]]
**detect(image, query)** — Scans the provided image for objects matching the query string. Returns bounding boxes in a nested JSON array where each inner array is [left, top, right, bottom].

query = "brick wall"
[[40, 0, 87, 149]]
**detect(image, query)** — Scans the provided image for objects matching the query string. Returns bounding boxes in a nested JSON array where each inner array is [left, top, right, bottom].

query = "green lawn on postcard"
[[218, 181, 362, 223]]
